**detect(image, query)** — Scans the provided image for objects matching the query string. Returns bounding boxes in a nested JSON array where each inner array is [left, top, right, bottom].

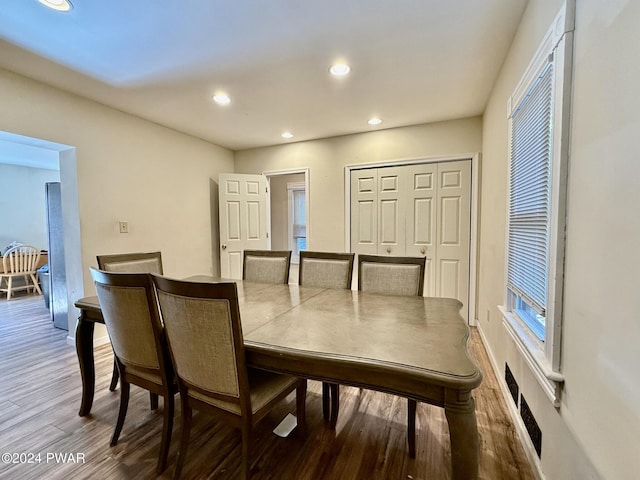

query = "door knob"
[[420, 248, 425, 255], [386, 248, 391, 254], [221, 244, 227, 250]]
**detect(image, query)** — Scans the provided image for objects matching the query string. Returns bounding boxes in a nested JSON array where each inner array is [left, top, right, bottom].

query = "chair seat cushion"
[[190, 368, 299, 415]]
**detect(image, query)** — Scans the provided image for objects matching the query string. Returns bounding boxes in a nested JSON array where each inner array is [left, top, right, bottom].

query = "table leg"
[[444, 389, 479, 480], [76, 314, 95, 416]]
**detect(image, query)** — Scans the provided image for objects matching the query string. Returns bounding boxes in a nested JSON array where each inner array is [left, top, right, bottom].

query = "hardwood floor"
[[0, 294, 535, 480]]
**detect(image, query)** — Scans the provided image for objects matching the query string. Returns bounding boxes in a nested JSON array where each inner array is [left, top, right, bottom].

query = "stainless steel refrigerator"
[[45, 182, 68, 330]]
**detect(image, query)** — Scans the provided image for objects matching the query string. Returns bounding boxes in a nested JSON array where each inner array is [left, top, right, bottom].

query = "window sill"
[[499, 305, 564, 407]]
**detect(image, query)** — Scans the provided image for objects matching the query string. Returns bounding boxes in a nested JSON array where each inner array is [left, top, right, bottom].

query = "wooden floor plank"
[[0, 294, 535, 479]]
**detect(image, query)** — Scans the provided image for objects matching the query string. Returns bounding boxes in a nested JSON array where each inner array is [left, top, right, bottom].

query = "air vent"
[[505, 363, 519, 405], [520, 395, 542, 458]]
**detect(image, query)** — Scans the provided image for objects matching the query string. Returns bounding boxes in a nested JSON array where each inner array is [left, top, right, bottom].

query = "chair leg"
[[109, 360, 119, 391], [407, 399, 417, 458], [6, 277, 12, 300], [322, 382, 330, 422], [329, 383, 340, 429], [150, 392, 159, 410], [296, 380, 307, 435], [156, 392, 174, 474], [173, 401, 192, 480], [111, 381, 130, 446], [29, 273, 42, 295]]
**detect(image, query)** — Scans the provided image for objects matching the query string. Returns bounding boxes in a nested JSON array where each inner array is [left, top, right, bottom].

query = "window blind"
[[507, 61, 553, 316]]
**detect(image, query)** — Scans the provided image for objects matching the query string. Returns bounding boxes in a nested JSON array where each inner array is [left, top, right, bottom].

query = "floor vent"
[[505, 363, 519, 405], [520, 395, 542, 458]]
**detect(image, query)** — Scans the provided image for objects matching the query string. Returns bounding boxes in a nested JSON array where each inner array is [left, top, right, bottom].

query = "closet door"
[[350, 169, 378, 254], [405, 163, 437, 296], [377, 167, 406, 255], [435, 160, 471, 316]]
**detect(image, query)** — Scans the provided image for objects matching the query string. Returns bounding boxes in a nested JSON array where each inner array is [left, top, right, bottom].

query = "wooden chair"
[[152, 275, 307, 480], [242, 250, 291, 284], [357, 254, 426, 457], [0, 245, 42, 300], [89, 268, 177, 474], [97, 251, 163, 392], [298, 251, 355, 427]]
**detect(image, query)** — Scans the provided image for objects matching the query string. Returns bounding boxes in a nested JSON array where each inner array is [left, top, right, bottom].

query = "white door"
[[350, 160, 471, 321], [219, 173, 268, 279], [435, 160, 471, 312]]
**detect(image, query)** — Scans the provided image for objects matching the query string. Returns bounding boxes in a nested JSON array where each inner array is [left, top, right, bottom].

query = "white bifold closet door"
[[351, 160, 471, 321]]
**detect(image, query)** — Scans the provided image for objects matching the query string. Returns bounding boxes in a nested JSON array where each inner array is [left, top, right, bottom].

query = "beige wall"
[[236, 117, 482, 252], [1, 68, 234, 332], [0, 164, 60, 251], [479, 0, 640, 478]]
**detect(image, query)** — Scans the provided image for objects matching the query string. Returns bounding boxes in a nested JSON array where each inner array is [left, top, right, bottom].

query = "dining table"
[[74, 276, 483, 480]]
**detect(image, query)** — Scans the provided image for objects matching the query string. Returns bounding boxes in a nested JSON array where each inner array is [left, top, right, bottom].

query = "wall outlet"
[[118, 221, 129, 234]]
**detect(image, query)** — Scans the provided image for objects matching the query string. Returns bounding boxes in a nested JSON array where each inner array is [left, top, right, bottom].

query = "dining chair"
[[97, 251, 163, 392], [298, 250, 355, 427], [89, 268, 177, 474], [152, 275, 307, 480], [357, 253, 426, 458], [0, 245, 42, 300], [242, 249, 291, 284]]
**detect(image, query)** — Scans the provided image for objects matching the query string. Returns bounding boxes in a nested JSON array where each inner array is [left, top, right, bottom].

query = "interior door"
[[377, 167, 406, 255], [218, 173, 268, 279], [350, 169, 378, 255]]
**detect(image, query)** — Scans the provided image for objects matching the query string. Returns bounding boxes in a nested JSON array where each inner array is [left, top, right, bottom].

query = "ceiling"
[[0, 0, 527, 152]]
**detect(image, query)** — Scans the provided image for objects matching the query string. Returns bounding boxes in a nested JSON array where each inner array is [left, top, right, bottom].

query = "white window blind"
[[507, 60, 553, 316]]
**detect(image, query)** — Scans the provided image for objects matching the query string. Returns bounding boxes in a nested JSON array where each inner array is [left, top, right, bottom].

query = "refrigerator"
[[45, 182, 68, 330]]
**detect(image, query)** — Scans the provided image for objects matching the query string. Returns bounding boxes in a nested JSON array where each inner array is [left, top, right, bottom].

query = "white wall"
[[0, 68, 234, 333], [478, 0, 640, 479], [0, 163, 59, 251], [236, 117, 482, 252]]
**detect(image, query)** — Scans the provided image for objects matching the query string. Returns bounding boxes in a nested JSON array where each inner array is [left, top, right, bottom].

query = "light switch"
[[118, 221, 129, 234]]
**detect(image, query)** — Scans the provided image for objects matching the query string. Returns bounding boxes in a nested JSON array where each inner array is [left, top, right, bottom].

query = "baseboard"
[[475, 321, 546, 480]]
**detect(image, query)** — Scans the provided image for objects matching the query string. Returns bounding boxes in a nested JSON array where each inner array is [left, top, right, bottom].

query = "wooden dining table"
[[74, 277, 483, 480]]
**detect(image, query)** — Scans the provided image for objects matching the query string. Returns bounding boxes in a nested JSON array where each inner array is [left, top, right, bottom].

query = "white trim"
[[287, 181, 306, 263], [343, 153, 480, 326], [500, 306, 564, 406], [476, 322, 546, 480]]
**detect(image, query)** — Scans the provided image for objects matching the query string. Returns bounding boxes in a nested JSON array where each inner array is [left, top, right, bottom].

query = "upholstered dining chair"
[[89, 268, 177, 474], [357, 253, 426, 458], [242, 250, 291, 284], [0, 245, 42, 300], [298, 251, 355, 427], [152, 275, 307, 480], [97, 251, 163, 392]]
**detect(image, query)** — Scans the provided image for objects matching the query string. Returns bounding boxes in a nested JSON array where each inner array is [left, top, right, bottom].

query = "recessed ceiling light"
[[37, 0, 73, 11], [368, 118, 382, 125], [212, 94, 231, 105], [281, 132, 294, 139], [330, 63, 351, 76]]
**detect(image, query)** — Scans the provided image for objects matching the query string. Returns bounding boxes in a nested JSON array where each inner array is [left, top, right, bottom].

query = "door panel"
[[219, 173, 268, 278], [435, 160, 471, 320], [377, 167, 405, 255], [351, 170, 378, 254]]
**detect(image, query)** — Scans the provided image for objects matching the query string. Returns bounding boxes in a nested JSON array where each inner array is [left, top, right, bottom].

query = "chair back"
[[299, 251, 355, 289], [90, 268, 167, 376], [2, 245, 40, 274], [97, 251, 163, 274], [152, 276, 250, 416], [243, 250, 291, 284], [358, 254, 426, 297]]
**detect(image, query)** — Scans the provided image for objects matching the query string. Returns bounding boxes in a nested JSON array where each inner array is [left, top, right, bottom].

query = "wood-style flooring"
[[0, 293, 535, 479]]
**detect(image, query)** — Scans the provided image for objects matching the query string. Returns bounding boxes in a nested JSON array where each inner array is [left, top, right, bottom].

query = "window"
[[501, 3, 573, 406]]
